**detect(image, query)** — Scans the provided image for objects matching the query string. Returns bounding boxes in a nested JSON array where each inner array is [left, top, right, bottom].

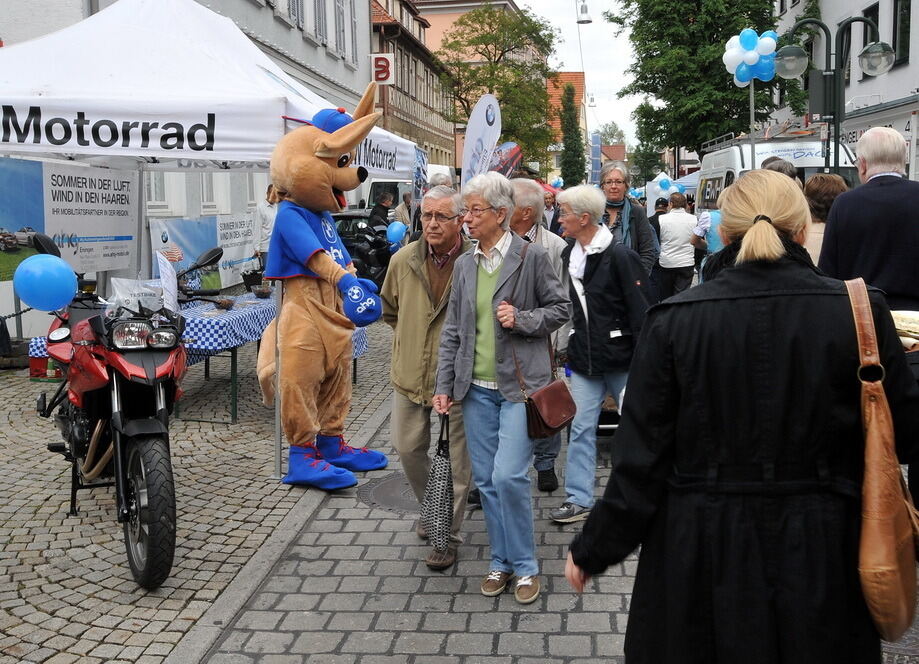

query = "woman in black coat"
[[565, 169, 919, 663]]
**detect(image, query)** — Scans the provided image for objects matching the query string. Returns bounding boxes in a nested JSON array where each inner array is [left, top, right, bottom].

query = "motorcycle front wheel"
[[123, 436, 176, 589]]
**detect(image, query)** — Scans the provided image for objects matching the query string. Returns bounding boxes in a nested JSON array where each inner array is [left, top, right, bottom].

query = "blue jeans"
[[462, 384, 538, 577], [565, 370, 629, 508], [533, 431, 562, 471]]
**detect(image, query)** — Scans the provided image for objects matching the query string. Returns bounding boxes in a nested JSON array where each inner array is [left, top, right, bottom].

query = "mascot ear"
[[352, 83, 378, 121], [314, 113, 381, 158]]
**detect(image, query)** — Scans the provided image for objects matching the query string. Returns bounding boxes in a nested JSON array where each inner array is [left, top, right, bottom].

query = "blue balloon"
[[739, 28, 758, 51], [753, 54, 775, 81], [675, 183, 686, 193], [735, 62, 753, 83], [386, 221, 407, 244], [13, 254, 76, 311], [761, 30, 779, 42], [551, 177, 564, 188], [659, 178, 671, 190]]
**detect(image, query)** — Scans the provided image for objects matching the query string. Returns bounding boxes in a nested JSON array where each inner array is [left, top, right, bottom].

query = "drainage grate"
[[356, 471, 421, 515]]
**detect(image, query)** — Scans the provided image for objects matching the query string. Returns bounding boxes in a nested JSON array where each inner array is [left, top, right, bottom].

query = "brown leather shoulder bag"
[[846, 277, 919, 642]]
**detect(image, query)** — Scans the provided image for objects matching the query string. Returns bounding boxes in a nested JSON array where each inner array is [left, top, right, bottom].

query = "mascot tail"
[[257, 318, 277, 407]]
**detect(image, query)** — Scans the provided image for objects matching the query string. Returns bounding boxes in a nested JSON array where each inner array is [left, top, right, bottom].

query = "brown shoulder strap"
[[845, 278, 882, 370]]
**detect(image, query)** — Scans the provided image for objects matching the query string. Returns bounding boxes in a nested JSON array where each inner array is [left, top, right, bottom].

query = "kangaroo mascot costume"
[[257, 83, 388, 490]]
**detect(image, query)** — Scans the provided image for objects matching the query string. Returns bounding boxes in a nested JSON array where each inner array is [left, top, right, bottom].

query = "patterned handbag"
[[421, 414, 454, 553]]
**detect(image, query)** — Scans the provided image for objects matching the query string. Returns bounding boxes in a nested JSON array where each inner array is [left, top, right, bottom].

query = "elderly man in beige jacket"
[[380, 185, 472, 571]]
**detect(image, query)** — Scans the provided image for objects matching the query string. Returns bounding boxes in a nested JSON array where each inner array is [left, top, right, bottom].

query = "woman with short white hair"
[[549, 184, 652, 524], [434, 171, 569, 604]]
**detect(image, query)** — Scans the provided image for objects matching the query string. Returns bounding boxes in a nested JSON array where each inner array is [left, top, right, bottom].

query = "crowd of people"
[[376, 125, 919, 660]]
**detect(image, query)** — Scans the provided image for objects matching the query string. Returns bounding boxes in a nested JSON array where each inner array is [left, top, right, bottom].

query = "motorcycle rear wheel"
[[123, 436, 176, 589]]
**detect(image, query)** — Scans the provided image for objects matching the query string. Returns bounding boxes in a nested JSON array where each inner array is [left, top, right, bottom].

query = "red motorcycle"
[[33, 234, 223, 589]]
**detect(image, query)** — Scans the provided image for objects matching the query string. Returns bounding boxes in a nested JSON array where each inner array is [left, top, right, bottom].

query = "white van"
[[696, 140, 858, 212]]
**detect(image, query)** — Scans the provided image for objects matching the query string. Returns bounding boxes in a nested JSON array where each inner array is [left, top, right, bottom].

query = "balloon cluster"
[[628, 188, 642, 198], [722, 28, 778, 88], [656, 178, 686, 196], [550, 177, 564, 189]]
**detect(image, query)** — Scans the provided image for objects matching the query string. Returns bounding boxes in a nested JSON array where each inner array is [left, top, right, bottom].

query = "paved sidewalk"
[[184, 415, 634, 664], [0, 321, 395, 664]]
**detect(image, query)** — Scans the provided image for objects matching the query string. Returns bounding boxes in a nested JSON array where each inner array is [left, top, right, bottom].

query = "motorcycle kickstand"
[[68, 457, 80, 517]]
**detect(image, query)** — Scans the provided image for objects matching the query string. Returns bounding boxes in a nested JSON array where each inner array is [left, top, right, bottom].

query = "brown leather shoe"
[[480, 570, 512, 596], [514, 575, 540, 604], [424, 545, 457, 570]]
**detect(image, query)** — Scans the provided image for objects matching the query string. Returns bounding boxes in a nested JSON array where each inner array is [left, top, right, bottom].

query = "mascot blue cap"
[[311, 107, 355, 133]]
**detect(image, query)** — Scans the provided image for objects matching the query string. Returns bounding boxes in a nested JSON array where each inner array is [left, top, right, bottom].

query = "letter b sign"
[[371, 53, 394, 86]]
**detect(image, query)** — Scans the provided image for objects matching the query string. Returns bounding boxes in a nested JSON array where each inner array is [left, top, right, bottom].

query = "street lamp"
[[576, 0, 592, 25], [775, 17, 895, 173]]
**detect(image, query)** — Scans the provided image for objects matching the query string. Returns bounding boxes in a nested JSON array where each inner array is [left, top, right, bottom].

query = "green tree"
[[630, 100, 666, 185], [435, 4, 557, 171], [597, 120, 626, 145], [606, 0, 777, 156], [560, 83, 586, 187]]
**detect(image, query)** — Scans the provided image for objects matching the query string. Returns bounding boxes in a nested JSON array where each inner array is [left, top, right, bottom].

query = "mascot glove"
[[337, 273, 382, 327], [356, 277, 378, 294]]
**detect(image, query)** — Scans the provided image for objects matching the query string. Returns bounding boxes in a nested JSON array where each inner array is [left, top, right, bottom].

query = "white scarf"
[[568, 224, 613, 280]]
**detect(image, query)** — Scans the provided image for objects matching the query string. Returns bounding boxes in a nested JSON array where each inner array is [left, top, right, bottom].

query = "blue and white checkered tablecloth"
[[30, 293, 369, 360]]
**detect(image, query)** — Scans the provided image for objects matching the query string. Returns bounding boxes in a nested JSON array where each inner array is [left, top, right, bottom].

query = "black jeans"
[[655, 265, 694, 299]]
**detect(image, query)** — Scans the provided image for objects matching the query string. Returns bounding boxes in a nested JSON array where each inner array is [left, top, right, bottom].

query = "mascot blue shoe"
[[283, 444, 357, 490], [316, 434, 388, 472]]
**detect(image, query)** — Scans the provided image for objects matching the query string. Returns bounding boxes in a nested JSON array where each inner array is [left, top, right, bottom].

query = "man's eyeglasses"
[[459, 206, 495, 217], [601, 179, 627, 186], [421, 212, 459, 224]]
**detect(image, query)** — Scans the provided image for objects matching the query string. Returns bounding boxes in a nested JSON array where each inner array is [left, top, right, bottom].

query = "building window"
[[779, 0, 786, 13], [334, 0, 346, 55], [554, 154, 562, 168], [858, 4, 880, 79], [893, 0, 911, 65], [200, 173, 231, 215], [349, 0, 358, 63], [290, 0, 304, 28], [146, 172, 167, 212], [314, 0, 327, 42], [201, 173, 216, 214]]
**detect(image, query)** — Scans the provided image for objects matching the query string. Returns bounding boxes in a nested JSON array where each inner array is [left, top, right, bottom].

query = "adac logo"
[[485, 104, 496, 126], [347, 285, 363, 302], [322, 219, 337, 244]]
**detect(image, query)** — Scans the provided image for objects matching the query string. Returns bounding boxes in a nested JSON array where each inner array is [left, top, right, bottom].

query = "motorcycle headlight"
[[112, 321, 152, 349], [148, 328, 178, 349]]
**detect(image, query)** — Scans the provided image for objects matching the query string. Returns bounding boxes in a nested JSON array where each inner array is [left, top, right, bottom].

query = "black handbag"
[[508, 242, 576, 439], [421, 414, 453, 553]]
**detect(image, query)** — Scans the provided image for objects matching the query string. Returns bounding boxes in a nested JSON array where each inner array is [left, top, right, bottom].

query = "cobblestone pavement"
[[0, 321, 395, 664], [189, 416, 634, 664]]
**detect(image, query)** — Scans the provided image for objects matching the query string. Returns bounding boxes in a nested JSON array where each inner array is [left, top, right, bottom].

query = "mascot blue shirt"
[[264, 200, 352, 279]]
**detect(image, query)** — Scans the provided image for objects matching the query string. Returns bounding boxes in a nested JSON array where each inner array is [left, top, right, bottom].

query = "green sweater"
[[472, 264, 500, 383]]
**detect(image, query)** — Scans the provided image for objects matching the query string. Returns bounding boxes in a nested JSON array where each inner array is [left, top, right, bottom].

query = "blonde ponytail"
[[736, 216, 784, 263], [717, 170, 809, 263]]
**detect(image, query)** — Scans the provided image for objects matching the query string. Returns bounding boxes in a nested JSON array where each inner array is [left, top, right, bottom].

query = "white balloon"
[[723, 47, 744, 73], [756, 36, 777, 55], [743, 49, 760, 65], [727, 35, 740, 50], [733, 75, 750, 88]]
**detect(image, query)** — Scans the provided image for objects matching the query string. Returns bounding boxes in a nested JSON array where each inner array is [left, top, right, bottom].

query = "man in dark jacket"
[[819, 127, 919, 311], [599, 161, 659, 273], [368, 191, 394, 230]]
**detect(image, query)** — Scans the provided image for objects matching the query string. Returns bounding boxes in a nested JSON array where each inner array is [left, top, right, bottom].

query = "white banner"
[[462, 94, 502, 186], [2, 98, 282, 163], [42, 162, 138, 273], [354, 130, 417, 181], [215, 213, 259, 287]]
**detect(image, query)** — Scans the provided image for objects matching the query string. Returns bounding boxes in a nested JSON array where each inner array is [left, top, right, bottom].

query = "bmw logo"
[[347, 285, 363, 302], [485, 105, 496, 126], [322, 220, 337, 243], [161, 232, 168, 243]]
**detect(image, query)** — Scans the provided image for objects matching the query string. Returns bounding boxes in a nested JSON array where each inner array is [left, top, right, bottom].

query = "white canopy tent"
[[0, 0, 415, 176]]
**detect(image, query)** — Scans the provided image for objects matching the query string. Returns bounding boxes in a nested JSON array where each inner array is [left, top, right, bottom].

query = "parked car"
[[332, 210, 394, 289]]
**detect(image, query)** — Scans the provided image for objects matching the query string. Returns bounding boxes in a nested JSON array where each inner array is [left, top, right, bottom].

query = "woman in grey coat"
[[433, 172, 569, 605]]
